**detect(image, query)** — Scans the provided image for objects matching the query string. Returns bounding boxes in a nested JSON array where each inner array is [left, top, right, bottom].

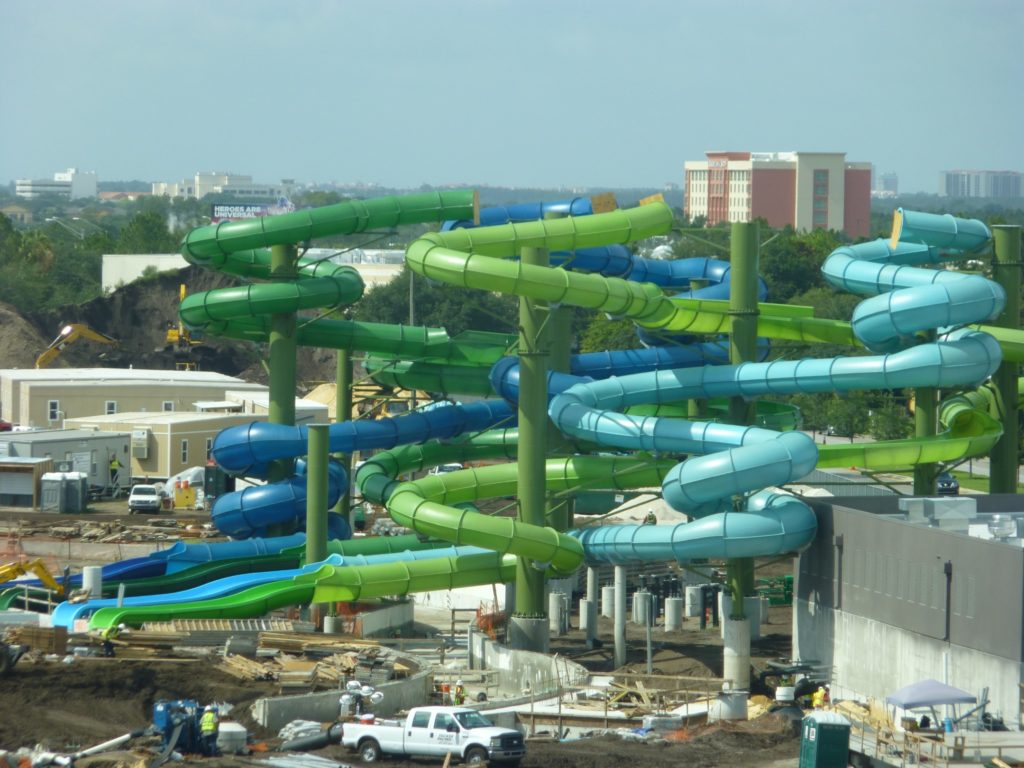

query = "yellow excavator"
[[36, 323, 119, 368], [0, 558, 65, 596], [0, 560, 67, 673], [165, 284, 203, 370]]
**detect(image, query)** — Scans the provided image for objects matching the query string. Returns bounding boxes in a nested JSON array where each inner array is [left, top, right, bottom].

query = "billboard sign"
[[211, 198, 295, 222]]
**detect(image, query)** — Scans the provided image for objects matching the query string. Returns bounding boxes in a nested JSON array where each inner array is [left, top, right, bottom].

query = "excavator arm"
[[36, 323, 119, 368], [0, 558, 64, 596]]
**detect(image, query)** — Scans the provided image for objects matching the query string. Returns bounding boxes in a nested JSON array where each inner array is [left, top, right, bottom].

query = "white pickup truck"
[[341, 706, 525, 766]]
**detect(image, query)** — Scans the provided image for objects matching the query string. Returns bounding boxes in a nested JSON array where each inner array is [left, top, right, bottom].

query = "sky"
[[2, 0, 1021, 194]]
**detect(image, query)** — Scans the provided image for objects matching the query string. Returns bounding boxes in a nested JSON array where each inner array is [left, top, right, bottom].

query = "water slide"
[[83, 198, 1015, 626]]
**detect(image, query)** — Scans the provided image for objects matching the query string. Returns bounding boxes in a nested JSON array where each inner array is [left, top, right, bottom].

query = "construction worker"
[[100, 623, 126, 657], [811, 684, 827, 709], [453, 680, 466, 705], [109, 455, 122, 487], [200, 705, 219, 756]]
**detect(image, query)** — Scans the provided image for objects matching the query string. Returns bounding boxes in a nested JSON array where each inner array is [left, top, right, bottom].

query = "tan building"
[[64, 411, 256, 481], [0, 368, 266, 429], [66, 395, 329, 482]]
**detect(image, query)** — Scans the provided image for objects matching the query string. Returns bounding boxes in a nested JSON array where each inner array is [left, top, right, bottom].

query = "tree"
[[824, 392, 870, 441], [116, 211, 178, 254], [791, 393, 830, 433], [353, 267, 517, 337], [868, 393, 913, 441], [579, 315, 642, 354]]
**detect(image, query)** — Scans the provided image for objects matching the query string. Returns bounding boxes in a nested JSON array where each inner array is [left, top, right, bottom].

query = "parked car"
[[341, 705, 525, 766], [429, 463, 465, 475], [127, 483, 163, 514], [936, 472, 960, 496]]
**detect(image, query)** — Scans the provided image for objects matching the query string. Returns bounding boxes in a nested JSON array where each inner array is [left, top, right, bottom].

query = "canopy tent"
[[885, 679, 977, 710]]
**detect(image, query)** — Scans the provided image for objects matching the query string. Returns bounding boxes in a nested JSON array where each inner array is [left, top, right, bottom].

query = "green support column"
[[727, 221, 760, 615], [335, 348, 354, 521], [549, 299, 574, 531], [912, 382, 938, 495], [267, 244, 298, 485], [305, 424, 329, 565], [514, 246, 550, 631], [990, 225, 1022, 493]]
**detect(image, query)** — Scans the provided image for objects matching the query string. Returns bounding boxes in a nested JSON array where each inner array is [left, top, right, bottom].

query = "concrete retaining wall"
[[794, 599, 1022, 729], [467, 628, 589, 697], [250, 659, 432, 732]]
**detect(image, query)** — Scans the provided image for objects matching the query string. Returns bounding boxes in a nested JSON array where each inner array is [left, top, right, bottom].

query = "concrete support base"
[[723, 616, 751, 692], [508, 616, 550, 653]]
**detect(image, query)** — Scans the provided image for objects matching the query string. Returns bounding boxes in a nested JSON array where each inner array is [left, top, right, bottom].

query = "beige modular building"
[[0, 368, 267, 429], [66, 395, 329, 482]]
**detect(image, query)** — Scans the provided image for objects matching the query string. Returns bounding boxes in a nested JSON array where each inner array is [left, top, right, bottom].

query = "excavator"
[[0, 557, 65, 595], [0, 559, 65, 676], [36, 323, 119, 368], [165, 284, 203, 370]]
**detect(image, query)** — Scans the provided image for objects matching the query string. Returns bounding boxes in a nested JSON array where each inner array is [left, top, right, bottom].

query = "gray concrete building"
[[794, 494, 1024, 729]]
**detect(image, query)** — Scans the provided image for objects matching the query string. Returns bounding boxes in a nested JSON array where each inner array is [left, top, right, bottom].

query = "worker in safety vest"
[[109, 455, 122, 486], [453, 680, 466, 705], [100, 623, 126, 657], [811, 685, 828, 709], [200, 705, 219, 756]]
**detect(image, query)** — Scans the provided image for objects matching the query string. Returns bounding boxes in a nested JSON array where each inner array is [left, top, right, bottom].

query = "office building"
[[152, 171, 295, 201], [684, 151, 871, 238], [939, 170, 1021, 199], [15, 168, 98, 200]]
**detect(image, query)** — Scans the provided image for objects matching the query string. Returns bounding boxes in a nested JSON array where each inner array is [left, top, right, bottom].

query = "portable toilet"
[[40, 472, 69, 513], [799, 710, 850, 768]]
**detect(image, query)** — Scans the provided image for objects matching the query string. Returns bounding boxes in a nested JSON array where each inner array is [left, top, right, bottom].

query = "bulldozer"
[[36, 323, 119, 368]]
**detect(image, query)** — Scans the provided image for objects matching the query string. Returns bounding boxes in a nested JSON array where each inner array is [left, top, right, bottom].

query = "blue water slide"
[[550, 210, 1002, 560], [209, 400, 515, 539], [51, 554, 347, 628], [149, 534, 307, 573]]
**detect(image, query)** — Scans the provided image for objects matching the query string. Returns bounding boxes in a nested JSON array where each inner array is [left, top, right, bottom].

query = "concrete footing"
[[508, 615, 549, 653]]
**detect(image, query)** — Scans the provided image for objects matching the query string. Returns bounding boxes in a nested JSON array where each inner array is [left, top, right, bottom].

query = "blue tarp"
[[885, 679, 976, 710]]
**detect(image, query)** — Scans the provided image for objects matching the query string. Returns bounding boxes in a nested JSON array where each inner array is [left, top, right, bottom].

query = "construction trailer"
[[0, 429, 130, 496]]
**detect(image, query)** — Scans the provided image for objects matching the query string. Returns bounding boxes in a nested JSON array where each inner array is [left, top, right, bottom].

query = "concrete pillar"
[[548, 592, 567, 636], [664, 596, 683, 631], [580, 600, 598, 645], [586, 567, 598, 603], [323, 615, 343, 634], [723, 617, 751, 692], [614, 565, 627, 668], [633, 590, 651, 625], [82, 565, 102, 599], [600, 584, 614, 618]]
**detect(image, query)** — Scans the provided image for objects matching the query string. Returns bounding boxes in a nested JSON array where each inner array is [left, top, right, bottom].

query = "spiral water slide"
[[84, 202, 1011, 627]]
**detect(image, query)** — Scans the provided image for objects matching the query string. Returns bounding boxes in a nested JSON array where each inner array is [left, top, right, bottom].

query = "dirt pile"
[[0, 658, 279, 752], [0, 267, 339, 388]]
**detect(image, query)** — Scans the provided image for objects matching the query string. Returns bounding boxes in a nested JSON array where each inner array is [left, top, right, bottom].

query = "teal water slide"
[[85, 196, 1018, 627]]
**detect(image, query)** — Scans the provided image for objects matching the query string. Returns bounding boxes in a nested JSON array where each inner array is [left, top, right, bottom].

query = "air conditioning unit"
[[55, 460, 73, 472], [131, 429, 150, 459]]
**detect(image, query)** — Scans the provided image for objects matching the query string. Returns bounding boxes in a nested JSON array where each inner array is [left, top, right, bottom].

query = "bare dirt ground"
[[0, 598, 800, 766]]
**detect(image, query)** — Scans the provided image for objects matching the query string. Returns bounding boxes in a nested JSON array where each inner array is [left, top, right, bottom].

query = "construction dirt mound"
[[0, 658, 280, 751], [0, 655, 800, 767]]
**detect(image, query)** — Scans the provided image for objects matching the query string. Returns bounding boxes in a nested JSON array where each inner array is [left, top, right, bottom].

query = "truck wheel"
[[464, 746, 488, 766], [358, 739, 382, 763]]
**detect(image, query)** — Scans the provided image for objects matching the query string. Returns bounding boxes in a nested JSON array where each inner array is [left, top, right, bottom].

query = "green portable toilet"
[[799, 710, 850, 768]]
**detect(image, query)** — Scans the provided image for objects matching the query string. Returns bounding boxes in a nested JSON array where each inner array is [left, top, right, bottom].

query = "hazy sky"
[[2, 0, 1021, 194]]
